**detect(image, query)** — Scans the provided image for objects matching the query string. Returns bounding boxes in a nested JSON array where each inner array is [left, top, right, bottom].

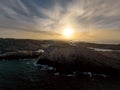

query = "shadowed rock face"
[[37, 43, 120, 75]]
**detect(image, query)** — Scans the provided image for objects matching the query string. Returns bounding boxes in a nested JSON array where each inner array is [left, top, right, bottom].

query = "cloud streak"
[[0, 0, 120, 43]]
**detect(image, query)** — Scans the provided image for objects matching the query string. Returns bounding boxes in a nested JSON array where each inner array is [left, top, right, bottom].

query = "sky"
[[0, 0, 120, 43]]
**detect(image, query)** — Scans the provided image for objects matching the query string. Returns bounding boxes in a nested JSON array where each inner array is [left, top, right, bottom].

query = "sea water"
[[0, 59, 50, 90], [0, 59, 120, 90]]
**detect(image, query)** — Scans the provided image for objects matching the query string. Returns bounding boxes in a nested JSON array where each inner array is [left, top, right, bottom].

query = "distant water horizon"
[[0, 37, 119, 45]]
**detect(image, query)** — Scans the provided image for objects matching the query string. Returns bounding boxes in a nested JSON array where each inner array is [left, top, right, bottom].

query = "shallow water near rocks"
[[0, 59, 120, 90]]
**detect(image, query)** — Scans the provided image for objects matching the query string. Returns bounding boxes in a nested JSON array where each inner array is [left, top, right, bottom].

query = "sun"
[[62, 27, 74, 38]]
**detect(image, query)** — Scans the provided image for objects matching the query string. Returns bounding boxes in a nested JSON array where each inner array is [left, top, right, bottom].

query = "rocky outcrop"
[[37, 44, 120, 76], [0, 50, 44, 60]]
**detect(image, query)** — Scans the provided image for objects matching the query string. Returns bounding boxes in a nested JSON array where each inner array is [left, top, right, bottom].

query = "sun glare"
[[62, 27, 74, 38]]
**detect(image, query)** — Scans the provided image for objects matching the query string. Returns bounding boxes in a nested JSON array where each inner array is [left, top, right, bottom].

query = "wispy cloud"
[[0, 0, 120, 42]]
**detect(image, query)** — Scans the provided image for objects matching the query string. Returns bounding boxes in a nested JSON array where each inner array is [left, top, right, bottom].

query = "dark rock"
[[37, 44, 120, 76]]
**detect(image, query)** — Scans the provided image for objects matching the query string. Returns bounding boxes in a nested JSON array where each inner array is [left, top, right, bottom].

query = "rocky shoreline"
[[37, 44, 120, 76], [0, 49, 44, 60]]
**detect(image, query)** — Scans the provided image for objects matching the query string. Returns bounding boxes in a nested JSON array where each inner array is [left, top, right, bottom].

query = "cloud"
[[0, 0, 120, 42]]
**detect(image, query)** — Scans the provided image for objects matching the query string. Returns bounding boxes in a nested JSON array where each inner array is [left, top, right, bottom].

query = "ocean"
[[0, 59, 120, 90], [0, 59, 50, 90]]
